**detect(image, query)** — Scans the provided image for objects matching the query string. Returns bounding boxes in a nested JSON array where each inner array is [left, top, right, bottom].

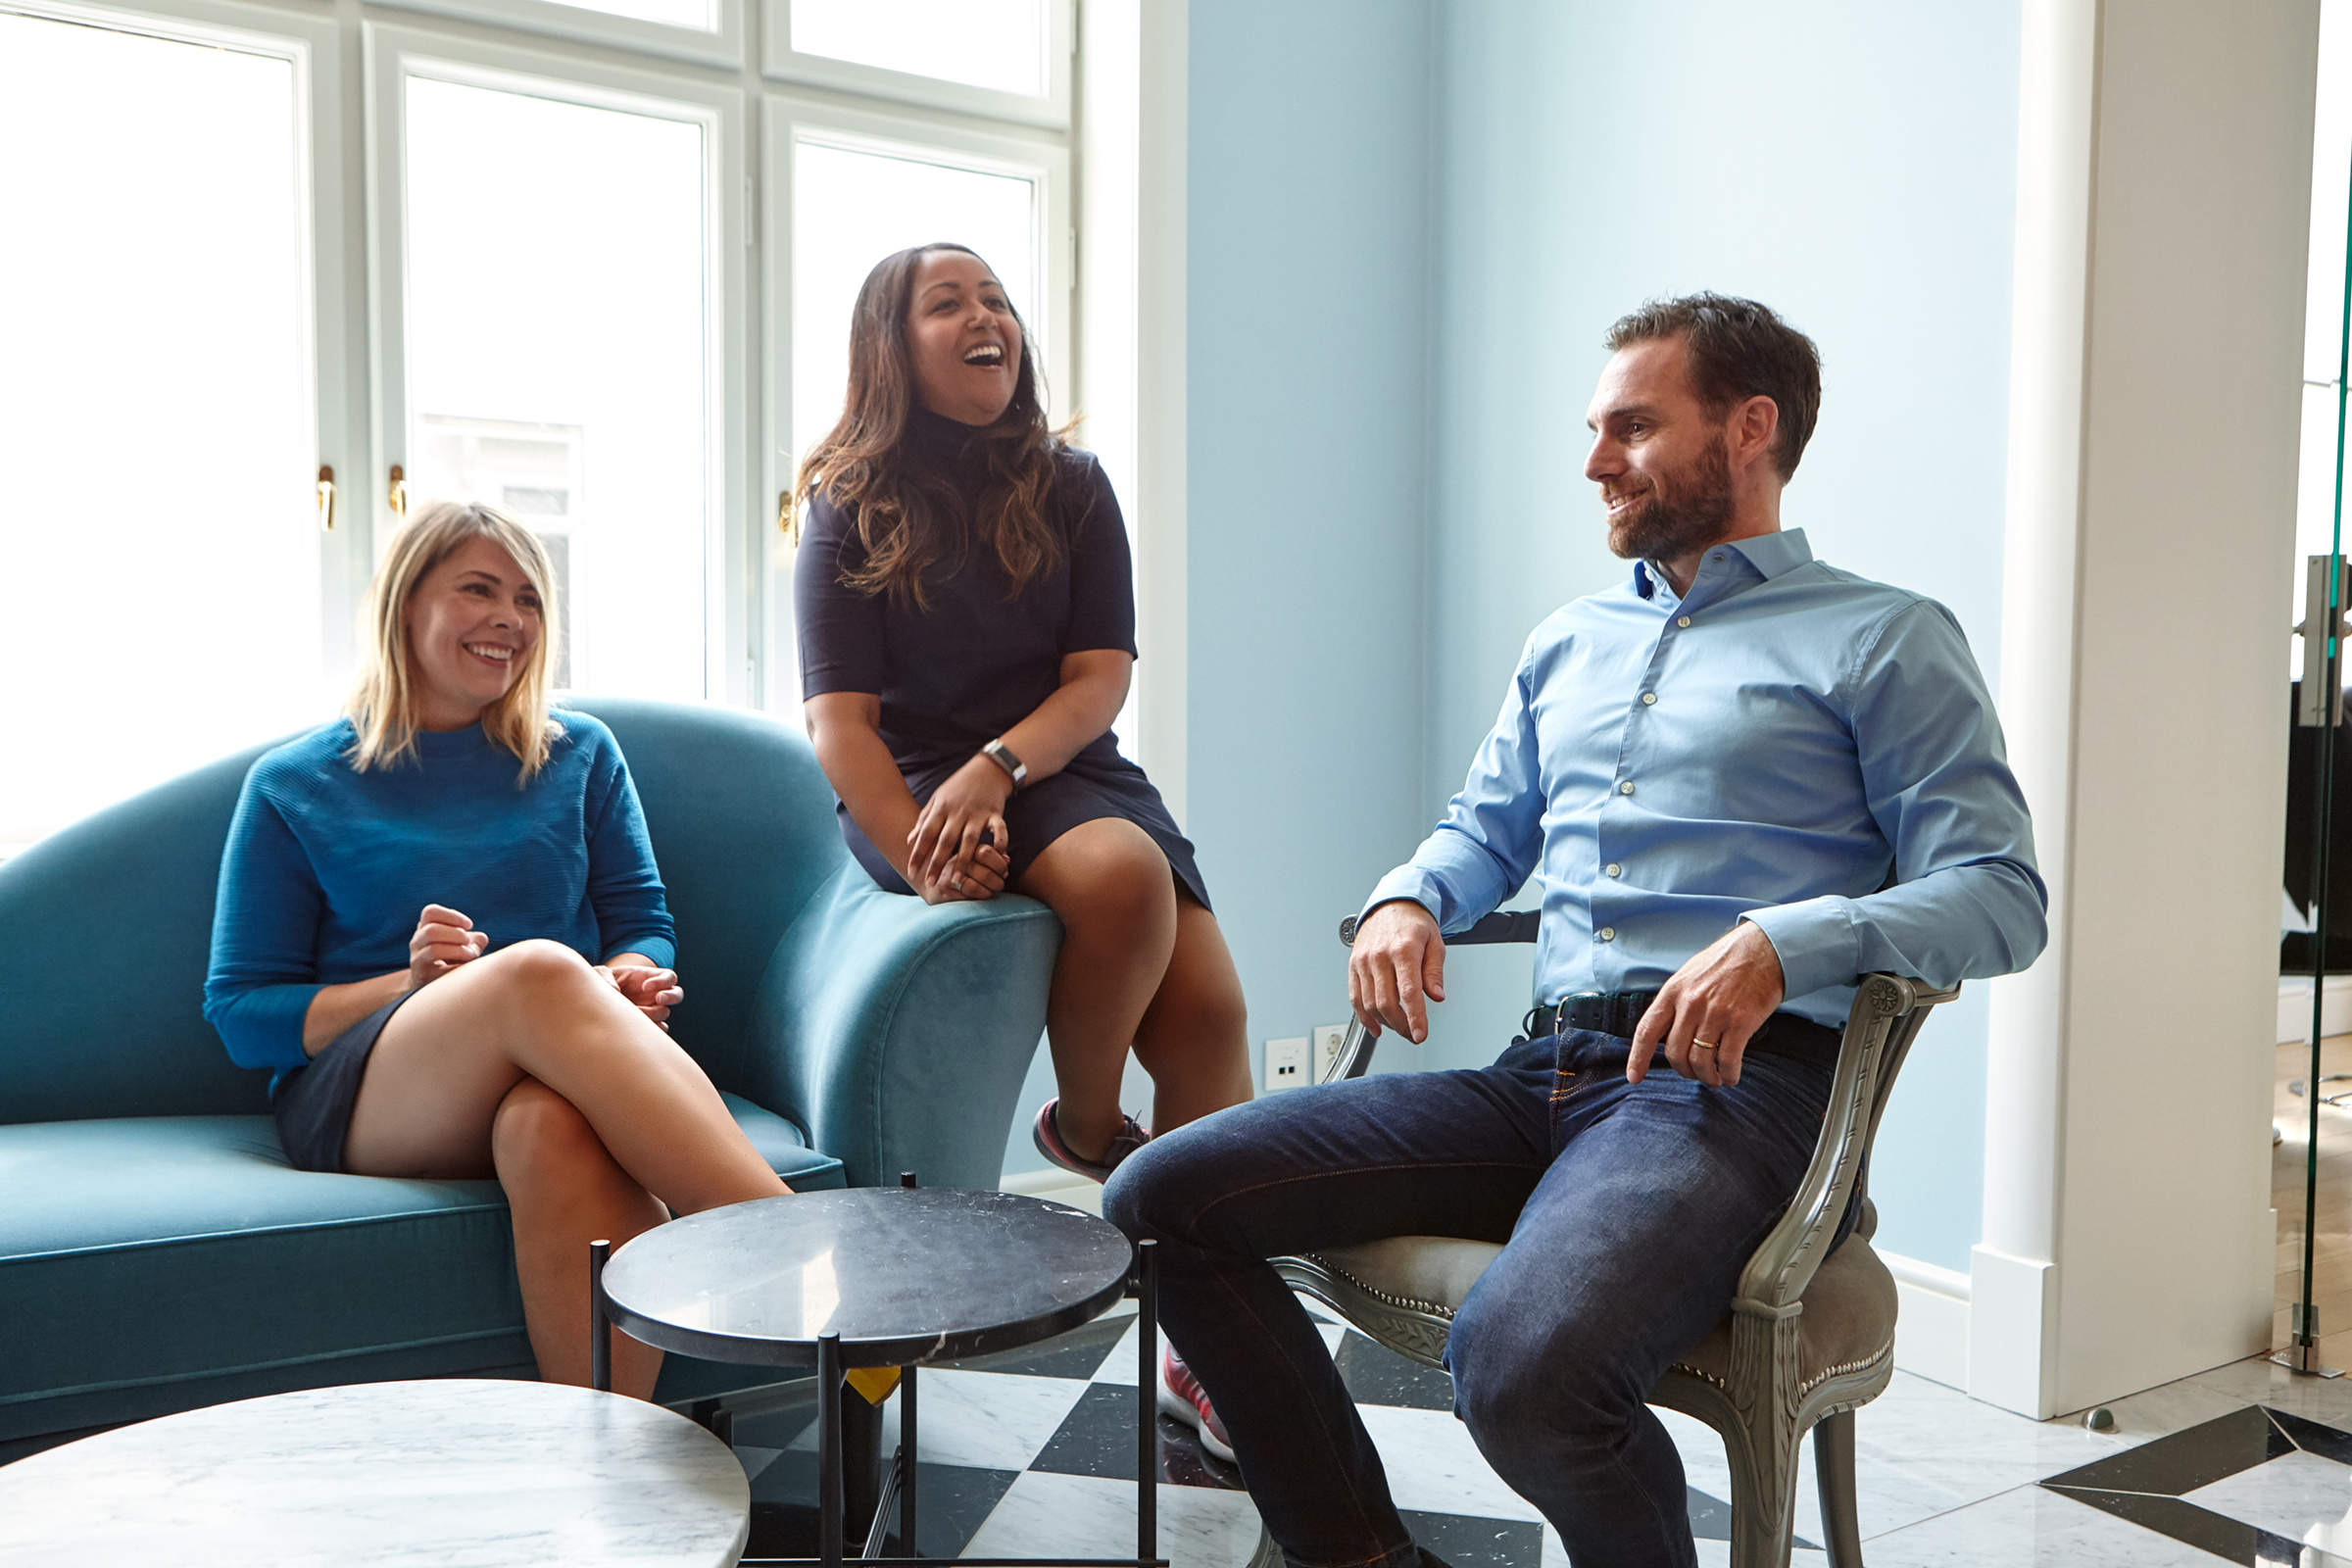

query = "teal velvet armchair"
[[0, 696, 1060, 1448]]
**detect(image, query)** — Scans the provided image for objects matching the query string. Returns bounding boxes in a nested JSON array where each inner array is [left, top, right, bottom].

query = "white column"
[[1134, 0, 1189, 826], [1975, 0, 2321, 1417]]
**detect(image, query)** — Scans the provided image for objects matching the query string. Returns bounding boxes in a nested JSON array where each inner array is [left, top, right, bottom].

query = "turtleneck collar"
[[905, 403, 996, 476]]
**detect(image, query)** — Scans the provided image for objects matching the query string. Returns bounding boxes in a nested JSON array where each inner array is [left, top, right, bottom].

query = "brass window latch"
[[389, 464, 408, 518], [317, 466, 335, 531]]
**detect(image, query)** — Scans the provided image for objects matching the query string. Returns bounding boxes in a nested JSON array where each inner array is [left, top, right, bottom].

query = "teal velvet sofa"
[[0, 696, 1060, 1449]]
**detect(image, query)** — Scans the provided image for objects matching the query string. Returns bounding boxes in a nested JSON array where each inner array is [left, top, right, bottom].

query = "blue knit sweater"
[[203, 710, 676, 1076]]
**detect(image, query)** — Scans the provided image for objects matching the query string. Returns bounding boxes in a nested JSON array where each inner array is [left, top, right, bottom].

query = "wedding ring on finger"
[[1691, 1039, 1720, 1052]]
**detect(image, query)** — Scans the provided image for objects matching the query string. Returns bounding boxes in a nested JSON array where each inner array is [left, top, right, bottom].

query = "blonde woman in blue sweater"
[[204, 501, 788, 1397]]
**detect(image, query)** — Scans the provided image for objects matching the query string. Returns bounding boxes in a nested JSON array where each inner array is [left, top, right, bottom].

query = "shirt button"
[[1641, 692, 1657, 706], [1606, 862, 1622, 877], [1619, 781, 1635, 796], [1677, 616, 1691, 628], [1597, 927, 1616, 941]]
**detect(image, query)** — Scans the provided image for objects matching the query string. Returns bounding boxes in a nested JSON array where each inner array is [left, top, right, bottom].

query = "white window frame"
[[363, 22, 753, 705], [762, 0, 1072, 132], [0, 0, 366, 691], [368, 0, 744, 72], [760, 92, 1072, 712]]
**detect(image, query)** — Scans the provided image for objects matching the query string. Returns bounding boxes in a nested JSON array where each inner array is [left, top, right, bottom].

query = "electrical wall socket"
[[1312, 1024, 1348, 1082], [1264, 1036, 1310, 1092]]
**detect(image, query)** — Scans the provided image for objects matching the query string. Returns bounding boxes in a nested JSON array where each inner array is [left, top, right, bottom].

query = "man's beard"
[[1606, 433, 1736, 564]]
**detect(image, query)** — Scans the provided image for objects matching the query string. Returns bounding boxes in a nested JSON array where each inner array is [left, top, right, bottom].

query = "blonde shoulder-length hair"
[[345, 500, 563, 781]]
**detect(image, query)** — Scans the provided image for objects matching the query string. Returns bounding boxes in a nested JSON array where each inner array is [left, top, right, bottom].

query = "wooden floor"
[[2275, 1034, 2352, 1363]]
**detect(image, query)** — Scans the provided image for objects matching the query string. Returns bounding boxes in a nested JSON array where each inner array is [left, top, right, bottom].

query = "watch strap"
[[982, 739, 1028, 787]]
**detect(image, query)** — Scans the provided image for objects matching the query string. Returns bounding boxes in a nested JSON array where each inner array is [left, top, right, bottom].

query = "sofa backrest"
[[0, 698, 849, 1124], [564, 697, 851, 1091]]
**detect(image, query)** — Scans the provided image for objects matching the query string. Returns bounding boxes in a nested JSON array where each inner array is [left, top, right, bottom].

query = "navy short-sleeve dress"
[[794, 407, 1210, 909]]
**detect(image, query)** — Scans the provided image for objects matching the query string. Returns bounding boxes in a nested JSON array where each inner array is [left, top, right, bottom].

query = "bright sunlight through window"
[[0, 14, 318, 847]]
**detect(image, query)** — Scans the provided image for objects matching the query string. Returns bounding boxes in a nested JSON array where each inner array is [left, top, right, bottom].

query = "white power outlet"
[[1264, 1036, 1310, 1092], [1312, 1024, 1348, 1082]]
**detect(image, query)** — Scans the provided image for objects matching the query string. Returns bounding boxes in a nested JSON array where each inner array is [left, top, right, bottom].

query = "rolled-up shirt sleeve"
[[1740, 601, 2048, 1001], [1363, 638, 1546, 935]]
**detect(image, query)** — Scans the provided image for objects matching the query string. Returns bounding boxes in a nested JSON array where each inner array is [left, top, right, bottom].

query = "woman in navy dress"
[[796, 243, 1253, 1185]]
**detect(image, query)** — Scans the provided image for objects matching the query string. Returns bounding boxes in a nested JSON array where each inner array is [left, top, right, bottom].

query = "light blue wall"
[[1184, 0, 1439, 1081], [1418, 0, 2023, 1272], [1008, 3, 2025, 1278]]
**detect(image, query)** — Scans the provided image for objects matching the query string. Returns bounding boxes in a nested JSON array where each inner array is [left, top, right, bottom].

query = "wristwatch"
[[981, 738, 1029, 788]]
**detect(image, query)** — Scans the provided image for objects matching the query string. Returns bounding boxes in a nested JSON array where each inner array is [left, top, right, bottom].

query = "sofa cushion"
[[0, 1099, 842, 1440]]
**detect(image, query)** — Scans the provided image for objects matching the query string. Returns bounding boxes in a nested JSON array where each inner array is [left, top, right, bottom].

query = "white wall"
[[1972, 0, 2321, 1417]]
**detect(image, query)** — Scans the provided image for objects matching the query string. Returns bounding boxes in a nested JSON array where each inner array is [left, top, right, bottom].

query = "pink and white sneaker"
[[1032, 1099, 1152, 1183], [1156, 1345, 1236, 1464]]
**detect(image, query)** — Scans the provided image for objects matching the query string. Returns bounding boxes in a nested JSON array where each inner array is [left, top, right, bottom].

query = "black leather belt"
[[1525, 991, 1842, 1066]]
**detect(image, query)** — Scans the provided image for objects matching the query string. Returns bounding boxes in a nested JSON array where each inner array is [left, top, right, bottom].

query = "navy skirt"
[[842, 735, 1210, 910], [271, 991, 416, 1174]]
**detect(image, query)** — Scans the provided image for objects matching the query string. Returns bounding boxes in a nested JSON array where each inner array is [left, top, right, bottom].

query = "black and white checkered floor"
[[718, 1297, 2352, 1568]]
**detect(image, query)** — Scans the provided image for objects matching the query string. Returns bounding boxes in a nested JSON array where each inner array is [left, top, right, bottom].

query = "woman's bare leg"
[[491, 1076, 668, 1396], [344, 938, 786, 1213], [1018, 819, 1180, 1162], [341, 939, 788, 1392], [1131, 897, 1253, 1135]]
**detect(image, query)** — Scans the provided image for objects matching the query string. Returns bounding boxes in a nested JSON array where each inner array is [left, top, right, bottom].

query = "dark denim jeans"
[[1102, 1028, 1835, 1568]]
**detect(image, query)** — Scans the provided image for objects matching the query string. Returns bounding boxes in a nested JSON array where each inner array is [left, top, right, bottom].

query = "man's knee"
[[1448, 1280, 1632, 1461], [1101, 1132, 1177, 1239]]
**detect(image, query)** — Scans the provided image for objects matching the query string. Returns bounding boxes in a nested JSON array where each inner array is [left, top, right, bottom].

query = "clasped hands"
[[905, 755, 1015, 905], [1347, 901, 1786, 1088], [408, 904, 683, 1029]]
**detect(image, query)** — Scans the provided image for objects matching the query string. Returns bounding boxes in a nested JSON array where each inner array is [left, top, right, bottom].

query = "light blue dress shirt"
[[1364, 529, 2047, 1030]]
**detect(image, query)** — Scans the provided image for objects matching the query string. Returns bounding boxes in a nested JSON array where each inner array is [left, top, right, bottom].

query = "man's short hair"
[[1604, 294, 1822, 481]]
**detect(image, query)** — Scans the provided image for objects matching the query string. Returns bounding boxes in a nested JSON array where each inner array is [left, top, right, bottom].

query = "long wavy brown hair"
[[794, 243, 1071, 608]]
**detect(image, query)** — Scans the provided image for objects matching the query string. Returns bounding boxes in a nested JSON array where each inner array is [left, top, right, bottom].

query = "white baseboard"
[[1884, 1250, 1972, 1390], [1001, 1166, 1102, 1215], [2279, 976, 2352, 1044]]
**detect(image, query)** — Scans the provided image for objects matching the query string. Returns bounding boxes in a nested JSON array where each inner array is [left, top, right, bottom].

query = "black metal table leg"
[[1135, 1240, 1155, 1568], [903, 1362, 920, 1554], [902, 1171, 920, 1556], [589, 1239, 612, 1394], [820, 1331, 845, 1568]]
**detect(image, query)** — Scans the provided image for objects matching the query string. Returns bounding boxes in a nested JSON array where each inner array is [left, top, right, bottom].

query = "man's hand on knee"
[[1348, 900, 1446, 1044], [1629, 921, 1786, 1088]]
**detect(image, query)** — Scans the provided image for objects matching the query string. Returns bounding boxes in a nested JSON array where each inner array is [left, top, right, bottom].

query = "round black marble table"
[[600, 1187, 1135, 1369], [596, 1186, 1156, 1568]]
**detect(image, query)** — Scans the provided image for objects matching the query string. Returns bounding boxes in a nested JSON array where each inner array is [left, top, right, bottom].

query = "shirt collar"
[[1634, 527, 1812, 603]]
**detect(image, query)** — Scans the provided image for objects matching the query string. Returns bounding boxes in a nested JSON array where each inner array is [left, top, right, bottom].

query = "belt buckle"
[[1554, 992, 1607, 1037]]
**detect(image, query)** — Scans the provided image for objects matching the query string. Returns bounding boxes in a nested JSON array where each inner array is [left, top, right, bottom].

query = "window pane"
[[789, 0, 1046, 97], [0, 15, 316, 847], [791, 140, 1040, 465], [404, 76, 710, 700], [548, 0, 716, 33]]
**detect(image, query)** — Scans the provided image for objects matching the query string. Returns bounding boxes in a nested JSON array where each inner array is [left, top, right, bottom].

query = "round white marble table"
[[0, 1378, 749, 1567]]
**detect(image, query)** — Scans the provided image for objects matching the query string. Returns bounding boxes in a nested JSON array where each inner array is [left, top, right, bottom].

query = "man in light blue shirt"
[[1107, 295, 2046, 1568]]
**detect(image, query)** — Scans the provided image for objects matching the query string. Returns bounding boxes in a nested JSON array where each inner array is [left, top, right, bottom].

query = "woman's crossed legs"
[[344, 939, 790, 1396]]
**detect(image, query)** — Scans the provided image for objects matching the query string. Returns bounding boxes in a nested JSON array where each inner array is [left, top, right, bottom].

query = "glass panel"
[[544, 0, 715, 33], [404, 75, 710, 700], [0, 15, 316, 848], [790, 139, 1040, 466], [789, 0, 1046, 97]]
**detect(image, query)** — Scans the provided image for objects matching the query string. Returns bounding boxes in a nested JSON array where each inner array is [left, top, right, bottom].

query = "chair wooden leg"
[[1812, 1409, 1864, 1568]]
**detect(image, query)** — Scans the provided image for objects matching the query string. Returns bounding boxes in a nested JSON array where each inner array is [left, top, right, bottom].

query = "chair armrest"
[[737, 863, 1062, 1190], [1734, 974, 1959, 1318]]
